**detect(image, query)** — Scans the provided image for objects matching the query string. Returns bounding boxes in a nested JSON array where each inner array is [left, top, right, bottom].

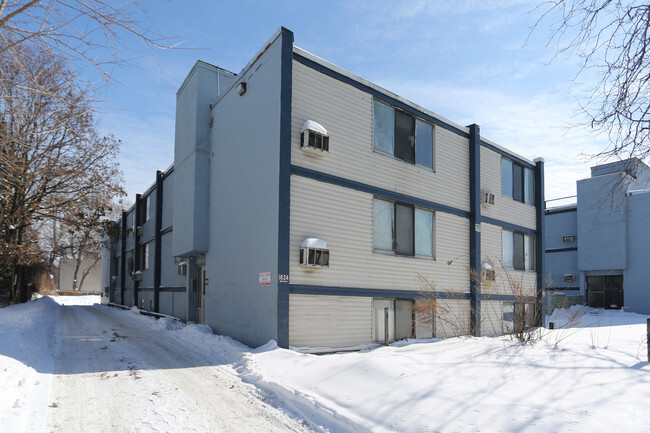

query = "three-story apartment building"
[[102, 28, 545, 350]]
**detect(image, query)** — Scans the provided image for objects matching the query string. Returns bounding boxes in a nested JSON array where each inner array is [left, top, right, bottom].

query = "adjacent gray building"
[[102, 28, 545, 350], [545, 158, 650, 313]]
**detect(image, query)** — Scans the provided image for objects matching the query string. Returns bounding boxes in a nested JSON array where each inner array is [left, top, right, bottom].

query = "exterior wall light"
[[236, 82, 247, 96]]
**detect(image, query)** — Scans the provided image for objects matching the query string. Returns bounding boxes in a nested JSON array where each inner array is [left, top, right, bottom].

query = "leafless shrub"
[[413, 259, 544, 344]]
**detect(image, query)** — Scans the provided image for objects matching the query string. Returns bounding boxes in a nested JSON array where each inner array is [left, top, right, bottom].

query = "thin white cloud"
[[375, 77, 606, 201], [99, 112, 176, 201]]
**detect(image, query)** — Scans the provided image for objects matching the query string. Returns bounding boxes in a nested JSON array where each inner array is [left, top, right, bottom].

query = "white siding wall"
[[435, 299, 471, 338], [481, 222, 538, 297], [289, 294, 372, 347], [290, 176, 471, 292], [480, 300, 505, 337], [480, 147, 536, 230], [289, 58, 537, 346], [292, 60, 470, 213]]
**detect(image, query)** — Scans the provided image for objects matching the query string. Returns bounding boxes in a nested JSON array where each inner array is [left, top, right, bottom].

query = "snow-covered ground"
[[1, 297, 649, 432]]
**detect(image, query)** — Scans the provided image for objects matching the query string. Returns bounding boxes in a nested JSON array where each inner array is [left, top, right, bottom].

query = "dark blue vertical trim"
[[120, 210, 127, 305], [534, 159, 546, 325], [154, 171, 163, 313], [468, 124, 481, 336], [134, 194, 141, 308], [277, 27, 294, 349]]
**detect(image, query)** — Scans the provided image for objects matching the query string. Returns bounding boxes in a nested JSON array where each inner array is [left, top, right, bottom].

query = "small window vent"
[[563, 274, 575, 283], [177, 262, 187, 276], [563, 235, 575, 243], [481, 191, 495, 206], [299, 237, 329, 268], [300, 120, 329, 155]]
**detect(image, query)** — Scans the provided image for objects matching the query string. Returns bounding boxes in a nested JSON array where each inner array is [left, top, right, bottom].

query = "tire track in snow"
[[47, 304, 315, 433]]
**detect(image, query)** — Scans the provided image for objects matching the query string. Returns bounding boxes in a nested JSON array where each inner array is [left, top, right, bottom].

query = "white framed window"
[[373, 99, 434, 169], [502, 158, 534, 205], [503, 301, 534, 332], [502, 230, 535, 271], [141, 242, 150, 271], [373, 198, 434, 258]]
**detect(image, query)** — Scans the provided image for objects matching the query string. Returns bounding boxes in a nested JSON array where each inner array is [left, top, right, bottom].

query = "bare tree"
[[0, 0, 176, 88], [534, 1, 650, 163], [0, 44, 123, 302]]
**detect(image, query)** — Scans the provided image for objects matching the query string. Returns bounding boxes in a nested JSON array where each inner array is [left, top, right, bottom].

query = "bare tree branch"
[[534, 0, 650, 164]]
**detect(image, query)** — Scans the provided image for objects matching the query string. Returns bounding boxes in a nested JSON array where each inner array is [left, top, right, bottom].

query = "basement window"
[[300, 237, 329, 267], [300, 120, 329, 155]]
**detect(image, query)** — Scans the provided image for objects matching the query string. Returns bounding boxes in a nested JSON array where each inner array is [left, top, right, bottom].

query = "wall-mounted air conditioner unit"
[[300, 237, 329, 268], [136, 226, 143, 236], [481, 191, 495, 206], [562, 235, 575, 243], [133, 270, 143, 281], [563, 274, 575, 283], [300, 120, 329, 155]]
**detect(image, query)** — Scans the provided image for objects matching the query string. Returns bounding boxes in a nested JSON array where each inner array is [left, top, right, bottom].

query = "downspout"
[[120, 210, 127, 305], [134, 194, 141, 308], [534, 158, 546, 326], [468, 124, 481, 336], [154, 170, 163, 313]]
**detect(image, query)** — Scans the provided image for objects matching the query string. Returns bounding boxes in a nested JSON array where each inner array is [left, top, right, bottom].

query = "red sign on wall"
[[258, 272, 271, 286]]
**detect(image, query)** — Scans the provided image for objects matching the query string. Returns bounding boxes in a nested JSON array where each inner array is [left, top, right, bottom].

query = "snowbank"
[[2, 298, 649, 433]]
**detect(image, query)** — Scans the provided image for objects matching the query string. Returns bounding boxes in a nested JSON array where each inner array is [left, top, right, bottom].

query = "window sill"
[[503, 267, 537, 273], [372, 149, 435, 174], [501, 194, 535, 207], [373, 249, 435, 261]]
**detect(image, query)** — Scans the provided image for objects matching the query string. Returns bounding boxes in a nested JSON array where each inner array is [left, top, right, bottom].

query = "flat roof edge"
[[293, 46, 470, 136]]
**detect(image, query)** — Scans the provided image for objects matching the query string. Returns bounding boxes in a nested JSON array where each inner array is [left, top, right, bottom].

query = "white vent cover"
[[301, 237, 327, 249], [301, 120, 327, 135]]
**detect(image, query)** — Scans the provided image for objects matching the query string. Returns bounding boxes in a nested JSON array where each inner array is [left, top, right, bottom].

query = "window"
[[502, 158, 534, 204], [141, 243, 150, 271], [503, 301, 534, 333], [502, 230, 535, 271], [373, 100, 434, 169], [373, 198, 434, 257], [139, 196, 150, 224]]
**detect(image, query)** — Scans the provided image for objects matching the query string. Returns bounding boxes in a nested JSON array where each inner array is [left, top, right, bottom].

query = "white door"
[[373, 299, 395, 343]]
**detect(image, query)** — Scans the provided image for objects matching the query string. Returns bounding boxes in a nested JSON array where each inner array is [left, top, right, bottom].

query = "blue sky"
[[97, 0, 608, 204]]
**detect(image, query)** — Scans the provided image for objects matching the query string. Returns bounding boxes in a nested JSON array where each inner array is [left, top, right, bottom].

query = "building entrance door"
[[373, 299, 395, 344], [197, 266, 206, 323], [586, 275, 623, 309]]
